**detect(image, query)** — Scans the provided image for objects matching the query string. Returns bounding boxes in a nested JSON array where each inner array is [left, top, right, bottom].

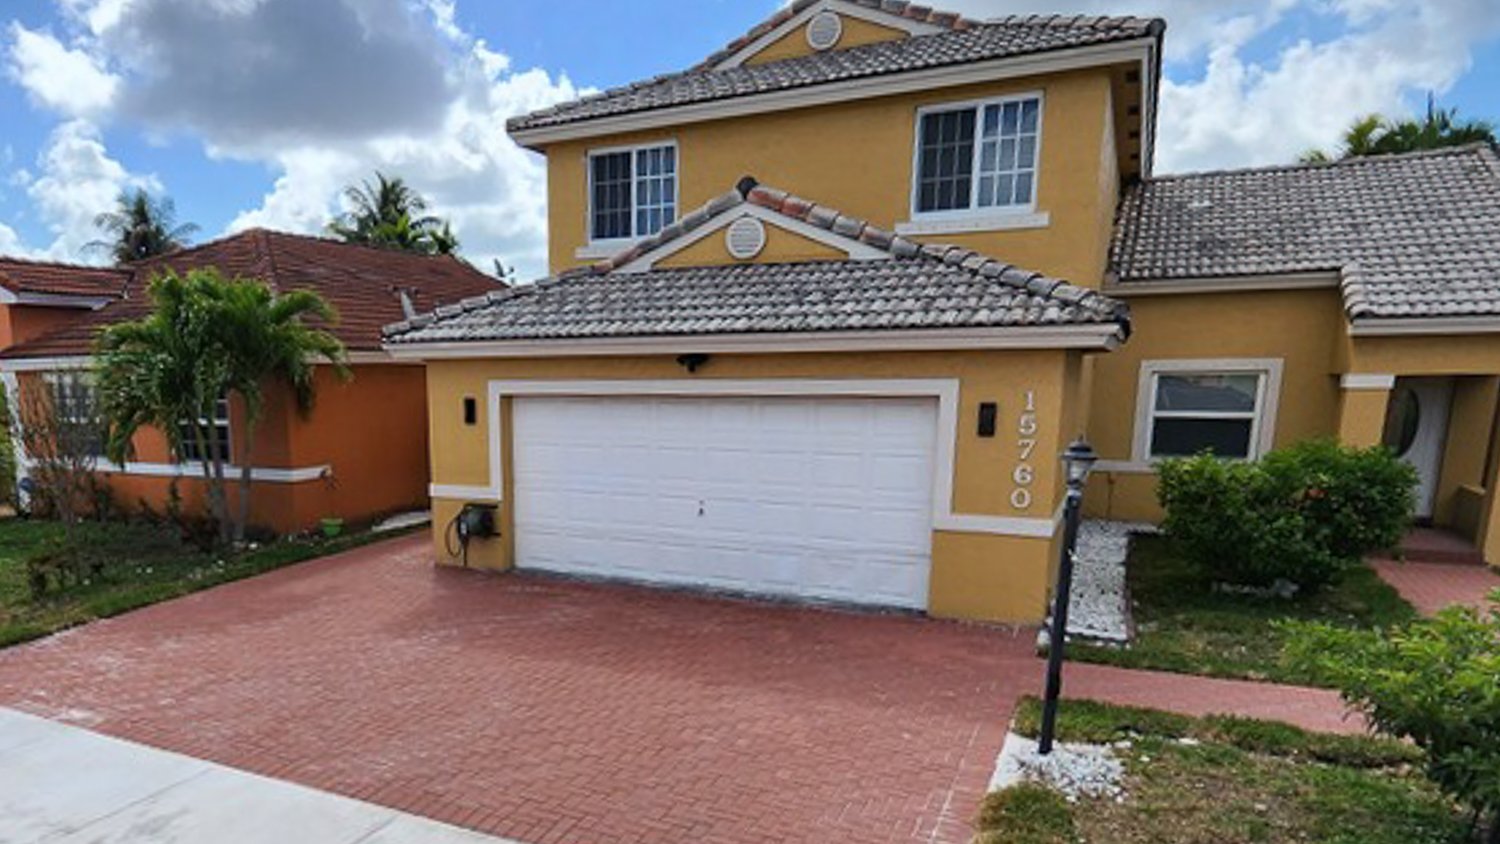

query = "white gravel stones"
[[1058, 520, 1152, 643], [989, 732, 1125, 801]]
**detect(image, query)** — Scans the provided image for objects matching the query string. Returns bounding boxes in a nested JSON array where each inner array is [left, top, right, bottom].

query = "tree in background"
[[1302, 97, 1496, 163], [89, 189, 199, 264], [326, 172, 459, 256], [95, 268, 346, 544]]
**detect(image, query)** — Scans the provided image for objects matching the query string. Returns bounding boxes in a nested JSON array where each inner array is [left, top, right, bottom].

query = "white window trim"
[[584, 140, 679, 249], [908, 91, 1045, 224], [1127, 358, 1285, 467], [178, 394, 233, 465], [426, 379, 1071, 540]]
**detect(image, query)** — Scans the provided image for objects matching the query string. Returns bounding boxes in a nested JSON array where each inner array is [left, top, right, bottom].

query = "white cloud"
[[935, 0, 1500, 172], [25, 119, 158, 261], [0, 221, 24, 256], [1157, 0, 1500, 171], [5, 22, 119, 117], [19, 0, 582, 278]]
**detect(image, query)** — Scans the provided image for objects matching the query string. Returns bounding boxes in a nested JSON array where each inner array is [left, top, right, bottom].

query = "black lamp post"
[[1038, 437, 1098, 755]]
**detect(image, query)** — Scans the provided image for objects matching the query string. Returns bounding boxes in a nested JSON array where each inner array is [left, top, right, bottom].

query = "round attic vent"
[[725, 216, 767, 260], [806, 11, 843, 51]]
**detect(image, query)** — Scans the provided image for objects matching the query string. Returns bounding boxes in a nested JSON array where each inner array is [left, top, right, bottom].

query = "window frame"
[[41, 371, 105, 458], [177, 393, 232, 465], [1131, 359, 1285, 465], [908, 92, 1045, 223], [585, 140, 679, 247]]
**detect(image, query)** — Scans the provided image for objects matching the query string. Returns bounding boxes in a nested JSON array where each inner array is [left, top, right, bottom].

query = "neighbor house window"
[[179, 393, 231, 464], [44, 372, 104, 458], [589, 143, 677, 241], [1134, 360, 1283, 462], [914, 95, 1041, 215]]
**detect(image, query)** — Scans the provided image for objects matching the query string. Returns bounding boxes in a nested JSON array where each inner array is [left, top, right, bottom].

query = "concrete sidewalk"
[[0, 708, 516, 844]]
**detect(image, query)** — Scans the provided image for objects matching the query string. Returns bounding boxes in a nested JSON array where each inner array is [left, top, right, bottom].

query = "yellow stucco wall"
[[655, 222, 846, 268], [744, 14, 908, 66], [1083, 286, 1347, 521], [543, 68, 1121, 289], [424, 348, 1093, 623], [1437, 376, 1499, 528]]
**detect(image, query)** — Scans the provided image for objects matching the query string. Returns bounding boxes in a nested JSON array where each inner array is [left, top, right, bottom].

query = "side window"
[[179, 393, 231, 464], [45, 372, 105, 458], [589, 143, 677, 242], [1135, 364, 1281, 462]]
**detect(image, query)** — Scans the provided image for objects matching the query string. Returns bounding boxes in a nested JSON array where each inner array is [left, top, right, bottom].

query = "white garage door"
[[512, 394, 937, 609]]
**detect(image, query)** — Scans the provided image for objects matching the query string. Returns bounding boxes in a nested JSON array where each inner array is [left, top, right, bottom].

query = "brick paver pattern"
[[0, 536, 1360, 844], [1374, 559, 1500, 616]]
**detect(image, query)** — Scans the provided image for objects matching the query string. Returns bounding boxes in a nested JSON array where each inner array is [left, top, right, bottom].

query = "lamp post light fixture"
[[1038, 437, 1098, 755]]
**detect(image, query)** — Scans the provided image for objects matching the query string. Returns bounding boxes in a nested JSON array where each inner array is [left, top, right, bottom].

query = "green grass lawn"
[[1069, 534, 1416, 686], [976, 698, 1467, 844], [0, 517, 403, 648]]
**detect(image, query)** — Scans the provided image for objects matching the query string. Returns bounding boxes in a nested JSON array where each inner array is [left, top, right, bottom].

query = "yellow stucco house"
[[385, 1, 1500, 623]]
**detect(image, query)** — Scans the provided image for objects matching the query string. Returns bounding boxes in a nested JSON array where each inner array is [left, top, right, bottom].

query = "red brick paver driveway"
[[0, 536, 1359, 843], [0, 535, 1025, 844]]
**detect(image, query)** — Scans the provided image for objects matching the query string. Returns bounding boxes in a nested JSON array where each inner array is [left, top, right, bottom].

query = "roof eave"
[[507, 37, 1159, 150], [382, 324, 1126, 361], [1348, 316, 1500, 337]]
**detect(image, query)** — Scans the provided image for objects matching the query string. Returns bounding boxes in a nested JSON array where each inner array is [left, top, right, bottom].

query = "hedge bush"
[[1286, 598, 1500, 842], [1157, 440, 1416, 590]]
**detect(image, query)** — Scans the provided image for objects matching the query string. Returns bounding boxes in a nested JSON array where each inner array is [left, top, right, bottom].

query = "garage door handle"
[[697, 499, 705, 517]]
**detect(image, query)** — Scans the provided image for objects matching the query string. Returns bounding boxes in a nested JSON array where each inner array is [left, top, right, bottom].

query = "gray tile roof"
[[384, 180, 1129, 346], [1111, 144, 1500, 320], [508, 11, 1163, 135]]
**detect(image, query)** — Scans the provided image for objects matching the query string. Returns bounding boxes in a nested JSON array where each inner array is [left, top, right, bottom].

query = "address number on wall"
[[1012, 390, 1038, 511]]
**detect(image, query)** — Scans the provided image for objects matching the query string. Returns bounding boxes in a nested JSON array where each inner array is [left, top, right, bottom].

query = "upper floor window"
[[914, 95, 1041, 216], [589, 143, 677, 242]]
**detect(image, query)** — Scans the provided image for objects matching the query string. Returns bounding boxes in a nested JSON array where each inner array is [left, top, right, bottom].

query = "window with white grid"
[[914, 94, 1042, 216], [588, 142, 676, 242]]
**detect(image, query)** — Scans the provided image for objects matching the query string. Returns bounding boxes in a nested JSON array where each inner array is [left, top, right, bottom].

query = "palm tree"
[[216, 280, 348, 542], [1301, 99, 1495, 163], [89, 189, 199, 264], [326, 172, 459, 256], [95, 268, 346, 544]]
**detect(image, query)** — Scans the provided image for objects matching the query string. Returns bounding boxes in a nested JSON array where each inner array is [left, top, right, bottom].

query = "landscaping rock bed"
[[989, 732, 1124, 801], [1055, 520, 1152, 643]]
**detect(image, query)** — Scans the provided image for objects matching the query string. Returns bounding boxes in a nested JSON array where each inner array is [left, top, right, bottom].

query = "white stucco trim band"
[[94, 461, 332, 483], [427, 378, 1067, 539], [1340, 373, 1397, 391]]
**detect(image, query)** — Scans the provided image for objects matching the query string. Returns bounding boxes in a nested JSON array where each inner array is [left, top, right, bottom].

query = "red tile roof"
[[2, 229, 504, 358], [0, 257, 129, 299]]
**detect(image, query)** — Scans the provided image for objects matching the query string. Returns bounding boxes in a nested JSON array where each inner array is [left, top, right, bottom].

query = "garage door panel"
[[513, 394, 936, 609]]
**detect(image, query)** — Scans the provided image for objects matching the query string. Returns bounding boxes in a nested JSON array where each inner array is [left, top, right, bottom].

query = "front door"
[[1382, 377, 1454, 520]]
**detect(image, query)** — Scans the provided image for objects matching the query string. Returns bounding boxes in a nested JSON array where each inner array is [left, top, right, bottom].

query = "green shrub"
[[1157, 440, 1415, 589], [974, 783, 1076, 844], [1286, 597, 1500, 841]]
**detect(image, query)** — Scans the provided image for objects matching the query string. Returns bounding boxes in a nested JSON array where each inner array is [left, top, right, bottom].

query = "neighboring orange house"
[[0, 229, 502, 533]]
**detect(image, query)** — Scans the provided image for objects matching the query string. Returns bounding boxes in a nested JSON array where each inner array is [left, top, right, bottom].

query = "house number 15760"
[[1012, 391, 1038, 511]]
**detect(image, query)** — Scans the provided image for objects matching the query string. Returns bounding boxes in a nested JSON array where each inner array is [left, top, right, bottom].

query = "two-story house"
[[386, 0, 1500, 623]]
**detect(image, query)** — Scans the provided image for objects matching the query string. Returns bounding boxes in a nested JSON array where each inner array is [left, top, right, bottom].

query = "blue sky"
[[2, 0, 1498, 278]]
